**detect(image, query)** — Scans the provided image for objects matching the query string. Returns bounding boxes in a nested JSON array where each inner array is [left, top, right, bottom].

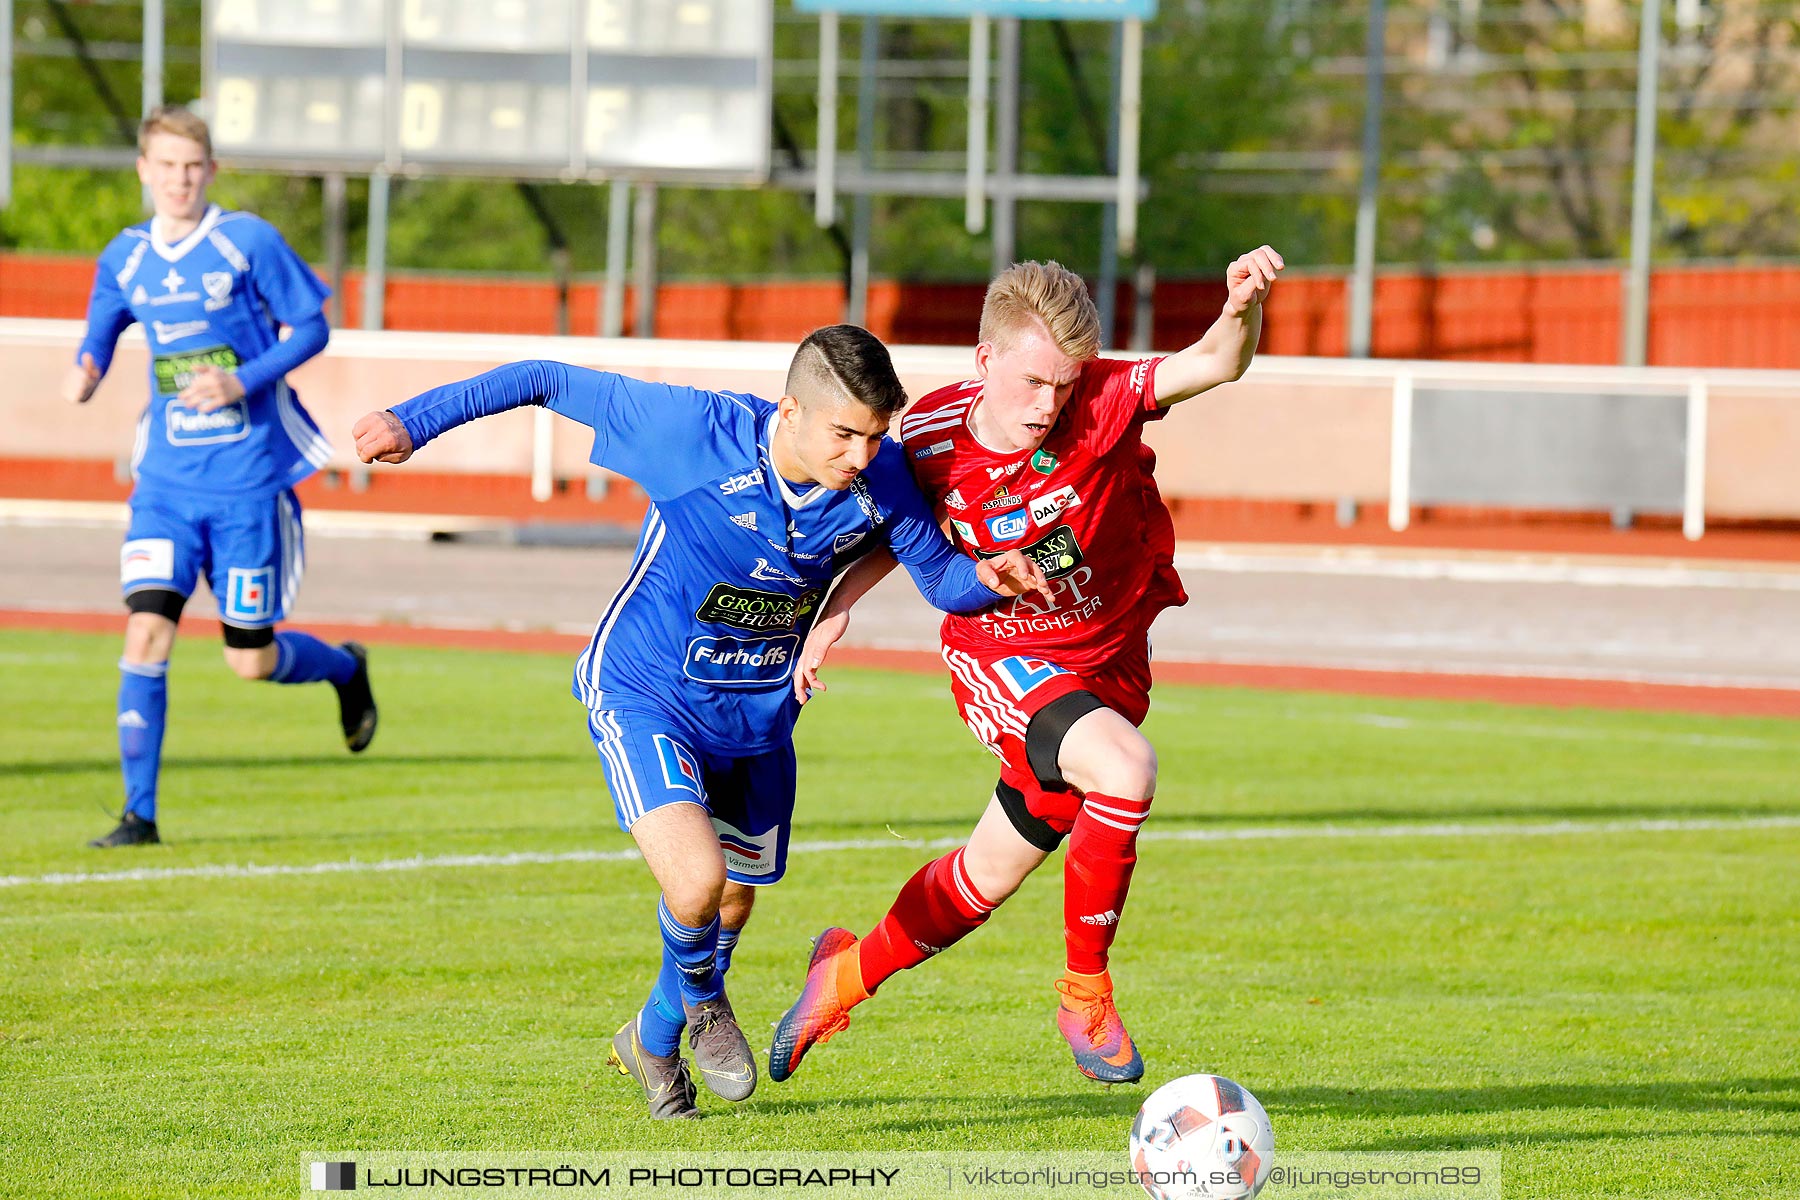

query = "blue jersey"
[[79, 204, 333, 501], [392, 361, 1002, 755]]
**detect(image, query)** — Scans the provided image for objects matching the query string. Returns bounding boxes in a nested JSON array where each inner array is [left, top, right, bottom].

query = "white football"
[[1128, 1073, 1275, 1200]]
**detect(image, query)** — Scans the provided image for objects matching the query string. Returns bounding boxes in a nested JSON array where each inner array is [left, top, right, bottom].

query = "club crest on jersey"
[[913, 439, 953, 460], [1031, 449, 1058, 474], [202, 271, 234, 312], [225, 567, 274, 623], [833, 532, 866, 555], [985, 509, 1030, 542], [653, 734, 704, 797]]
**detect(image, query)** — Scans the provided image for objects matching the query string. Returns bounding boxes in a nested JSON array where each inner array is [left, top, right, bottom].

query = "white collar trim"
[[151, 205, 222, 261]]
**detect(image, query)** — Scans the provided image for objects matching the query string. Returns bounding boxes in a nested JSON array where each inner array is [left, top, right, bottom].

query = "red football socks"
[[856, 847, 996, 995], [1063, 793, 1152, 975]]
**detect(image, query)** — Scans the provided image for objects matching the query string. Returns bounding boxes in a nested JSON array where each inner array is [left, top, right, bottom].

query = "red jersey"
[[898, 356, 1188, 671]]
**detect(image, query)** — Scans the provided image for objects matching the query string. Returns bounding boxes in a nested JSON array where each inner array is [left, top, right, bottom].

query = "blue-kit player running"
[[62, 107, 377, 850], [351, 326, 1048, 1119]]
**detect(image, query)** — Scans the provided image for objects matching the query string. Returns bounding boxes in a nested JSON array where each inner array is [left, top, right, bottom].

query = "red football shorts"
[[940, 639, 1152, 833]]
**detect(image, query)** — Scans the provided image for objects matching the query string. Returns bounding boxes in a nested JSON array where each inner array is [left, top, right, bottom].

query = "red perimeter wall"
[[6, 252, 1799, 368]]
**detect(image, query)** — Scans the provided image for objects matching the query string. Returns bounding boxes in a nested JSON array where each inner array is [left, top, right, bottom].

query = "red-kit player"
[[767, 249, 1283, 1087]]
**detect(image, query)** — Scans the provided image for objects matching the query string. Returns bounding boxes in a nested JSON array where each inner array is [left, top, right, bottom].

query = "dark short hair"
[[785, 324, 908, 418]]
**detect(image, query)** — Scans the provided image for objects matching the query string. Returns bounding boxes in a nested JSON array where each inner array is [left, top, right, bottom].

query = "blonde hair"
[[138, 105, 212, 158], [979, 260, 1101, 361]]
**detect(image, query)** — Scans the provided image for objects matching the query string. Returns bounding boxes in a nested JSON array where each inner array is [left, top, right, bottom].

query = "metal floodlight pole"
[[601, 178, 630, 338], [991, 17, 1021, 275], [1, 0, 13, 209], [1098, 22, 1124, 350], [849, 18, 880, 326], [632, 182, 658, 338], [1115, 17, 1142, 259], [1623, 0, 1663, 367], [363, 169, 390, 331], [142, 0, 163, 115], [1348, 0, 1386, 359], [815, 11, 839, 228], [964, 15, 989, 235]]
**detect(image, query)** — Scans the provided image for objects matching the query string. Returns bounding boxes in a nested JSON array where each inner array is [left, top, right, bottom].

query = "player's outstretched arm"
[[795, 548, 899, 703], [1152, 245, 1285, 409]]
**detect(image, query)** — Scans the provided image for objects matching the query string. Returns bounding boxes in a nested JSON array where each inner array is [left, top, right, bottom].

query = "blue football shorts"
[[587, 706, 797, 887], [120, 488, 304, 629]]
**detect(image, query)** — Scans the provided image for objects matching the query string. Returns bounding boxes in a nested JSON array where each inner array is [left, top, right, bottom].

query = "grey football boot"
[[683, 994, 757, 1101], [607, 1016, 701, 1119]]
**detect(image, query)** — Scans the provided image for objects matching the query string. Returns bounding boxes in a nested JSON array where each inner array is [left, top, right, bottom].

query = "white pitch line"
[[1171, 548, 1800, 593], [5, 815, 1799, 892]]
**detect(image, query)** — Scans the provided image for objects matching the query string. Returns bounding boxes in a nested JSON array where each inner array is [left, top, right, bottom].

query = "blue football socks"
[[637, 898, 724, 1056], [267, 631, 357, 686], [117, 660, 169, 821]]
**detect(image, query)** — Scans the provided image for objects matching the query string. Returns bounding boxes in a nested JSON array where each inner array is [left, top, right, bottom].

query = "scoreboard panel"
[[205, 0, 773, 180]]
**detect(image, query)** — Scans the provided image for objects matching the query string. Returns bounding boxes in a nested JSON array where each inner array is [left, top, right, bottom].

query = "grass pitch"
[[2, 627, 1797, 1198]]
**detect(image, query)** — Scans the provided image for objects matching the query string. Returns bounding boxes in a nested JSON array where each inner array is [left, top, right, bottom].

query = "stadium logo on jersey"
[[913, 439, 953, 460], [730, 512, 757, 531], [165, 398, 250, 446], [833, 532, 866, 555], [1030, 485, 1082, 527], [653, 734, 704, 797], [711, 816, 781, 880], [696, 583, 819, 632], [720, 468, 764, 495], [950, 519, 976, 545], [943, 488, 969, 511], [993, 655, 1072, 699], [985, 509, 1030, 542], [202, 271, 234, 312], [749, 557, 806, 585], [1016, 523, 1086, 579], [151, 319, 211, 343], [131, 285, 149, 306], [685, 635, 798, 687], [120, 538, 174, 585], [225, 567, 275, 623]]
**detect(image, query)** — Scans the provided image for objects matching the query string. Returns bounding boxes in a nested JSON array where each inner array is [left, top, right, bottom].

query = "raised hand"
[[352, 410, 415, 464], [1224, 245, 1284, 316]]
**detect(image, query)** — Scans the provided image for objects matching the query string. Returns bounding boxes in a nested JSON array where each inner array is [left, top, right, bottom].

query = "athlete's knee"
[[222, 644, 277, 680], [122, 609, 178, 663], [1062, 718, 1157, 800], [663, 867, 727, 928], [221, 624, 277, 679], [961, 842, 1034, 906]]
